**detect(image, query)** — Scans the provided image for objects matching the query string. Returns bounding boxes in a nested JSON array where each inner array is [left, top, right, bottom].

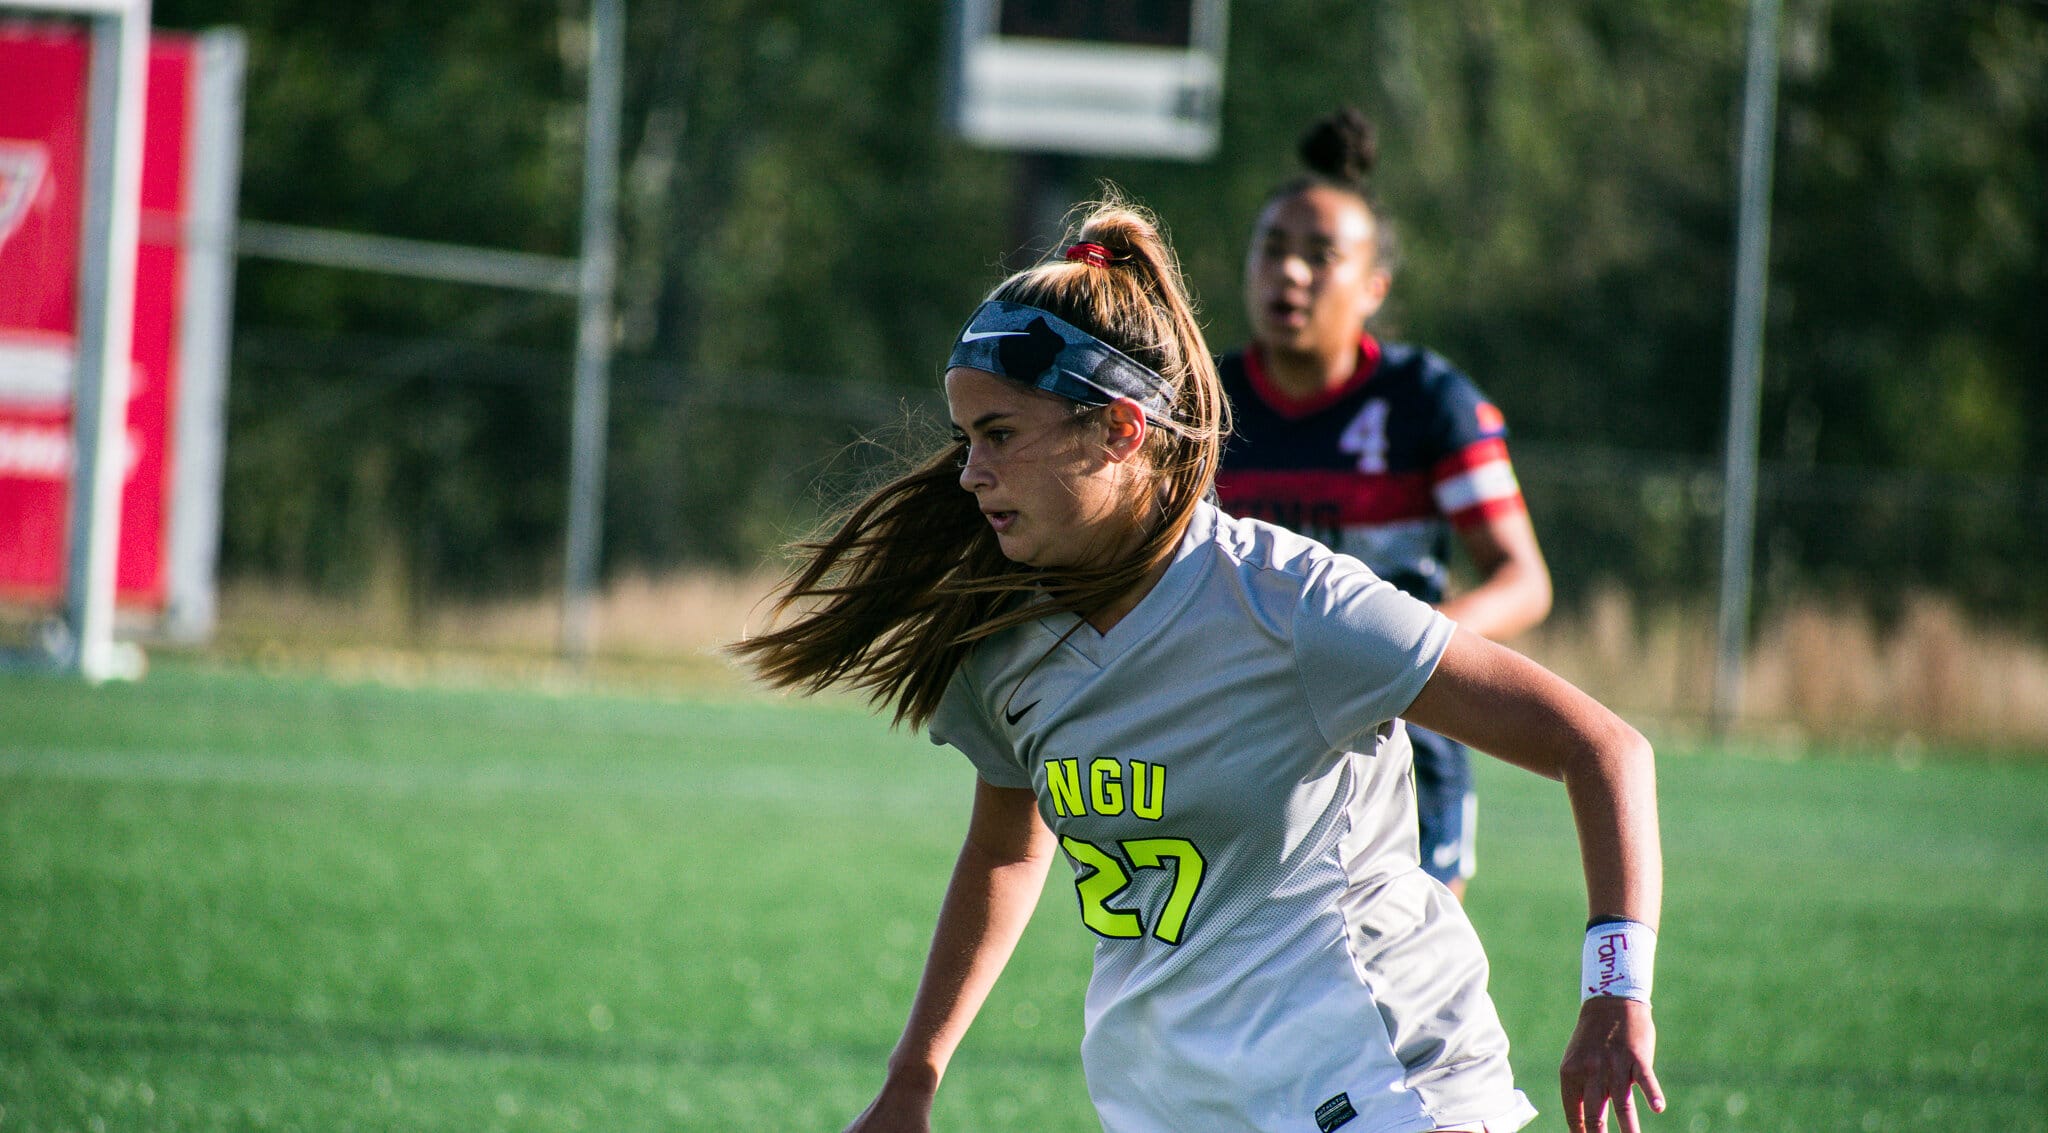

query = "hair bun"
[[1297, 106, 1377, 185]]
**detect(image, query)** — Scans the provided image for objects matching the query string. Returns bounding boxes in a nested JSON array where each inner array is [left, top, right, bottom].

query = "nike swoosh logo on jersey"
[[960, 329, 1030, 341], [1004, 699, 1040, 726]]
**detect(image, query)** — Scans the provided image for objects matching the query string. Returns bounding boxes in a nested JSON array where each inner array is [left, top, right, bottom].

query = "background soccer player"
[[1216, 107, 1555, 900]]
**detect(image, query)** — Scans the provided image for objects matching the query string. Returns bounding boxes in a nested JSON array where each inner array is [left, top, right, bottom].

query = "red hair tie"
[[1064, 242, 1113, 268]]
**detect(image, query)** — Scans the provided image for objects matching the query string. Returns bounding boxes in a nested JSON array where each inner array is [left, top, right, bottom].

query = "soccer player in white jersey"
[[735, 193, 1664, 1133]]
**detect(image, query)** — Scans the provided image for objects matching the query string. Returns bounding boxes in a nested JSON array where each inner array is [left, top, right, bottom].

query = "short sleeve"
[[1294, 558, 1457, 751], [1427, 365, 1525, 528], [1427, 364, 1509, 453], [928, 664, 1032, 789]]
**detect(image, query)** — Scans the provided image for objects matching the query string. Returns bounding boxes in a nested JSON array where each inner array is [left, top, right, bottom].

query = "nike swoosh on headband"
[[946, 300, 1176, 424]]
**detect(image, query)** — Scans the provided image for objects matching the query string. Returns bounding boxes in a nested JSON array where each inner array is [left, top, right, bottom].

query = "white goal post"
[[3, 1, 245, 677], [5, 1, 623, 676], [1, 0, 151, 681]]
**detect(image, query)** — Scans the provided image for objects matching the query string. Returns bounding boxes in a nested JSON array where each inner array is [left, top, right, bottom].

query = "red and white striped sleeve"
[[1431, 435, 1526, 528]]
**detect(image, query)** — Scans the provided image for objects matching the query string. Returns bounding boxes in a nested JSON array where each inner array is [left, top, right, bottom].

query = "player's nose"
[[958, 444, 993, 491]]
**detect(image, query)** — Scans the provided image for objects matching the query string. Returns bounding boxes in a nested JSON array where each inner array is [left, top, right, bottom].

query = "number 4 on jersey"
[[1339, 398, 1390, 473], [1060, 835, 1207, 944]]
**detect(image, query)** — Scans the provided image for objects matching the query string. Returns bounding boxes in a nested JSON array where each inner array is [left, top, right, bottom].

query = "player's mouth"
[[1266, 299, 1309, 329], [984, 509, 1018, 534]]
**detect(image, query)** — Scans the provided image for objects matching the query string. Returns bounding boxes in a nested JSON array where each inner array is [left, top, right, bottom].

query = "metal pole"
[[560, 0, 623, 659], [164, 26, 246, 644], [1711, 0, 1782, 733], [62, 3, 152, 682], [235, 220, 580, 295]]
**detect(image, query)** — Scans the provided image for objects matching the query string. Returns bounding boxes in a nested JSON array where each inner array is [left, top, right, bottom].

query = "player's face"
[[946, 367, 1149, 572], [1244, 186, 1390, 361]]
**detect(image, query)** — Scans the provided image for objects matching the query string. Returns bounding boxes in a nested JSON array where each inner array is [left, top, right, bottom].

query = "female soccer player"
[[1216, 107, 1556, 900], [734, 195, 1662, 1133]]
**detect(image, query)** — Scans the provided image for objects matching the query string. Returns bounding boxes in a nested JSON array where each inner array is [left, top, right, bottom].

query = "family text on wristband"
[[1581, 919, 1655, 1002]]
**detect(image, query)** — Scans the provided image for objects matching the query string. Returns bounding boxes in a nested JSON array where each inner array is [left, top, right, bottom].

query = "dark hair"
[[1268, 106, 1399, 272], [730, 190, 1227, 729], [1299, 104, 1378, 184]]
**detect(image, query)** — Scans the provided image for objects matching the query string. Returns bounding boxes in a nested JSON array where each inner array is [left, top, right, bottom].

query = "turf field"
[[2, 662, 2043, 1131]]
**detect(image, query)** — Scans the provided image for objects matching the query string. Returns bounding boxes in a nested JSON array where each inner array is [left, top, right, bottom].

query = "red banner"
[[0, 24, 193, 608]]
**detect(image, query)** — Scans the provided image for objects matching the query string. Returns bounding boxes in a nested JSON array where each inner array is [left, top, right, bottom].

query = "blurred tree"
[[1764, 0, 2048, 622], [140, 0, 2044, 624], [153, 0, 582, 600], [1773, 0, 2046, 476], [600, 0, 1019, 570]]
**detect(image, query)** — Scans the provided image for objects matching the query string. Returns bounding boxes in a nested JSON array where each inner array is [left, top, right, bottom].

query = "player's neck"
[[1260, 342, 1358, 400], [1084, 552, 1174, 636]]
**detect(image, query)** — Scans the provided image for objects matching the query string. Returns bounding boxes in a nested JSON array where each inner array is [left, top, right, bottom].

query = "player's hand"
[[841, 1077, 936, 1133], [1559, 995, 1664, 1133]]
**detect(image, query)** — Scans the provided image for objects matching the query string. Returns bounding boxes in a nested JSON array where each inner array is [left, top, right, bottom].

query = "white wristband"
[[1581, 920, 1656, 1002]]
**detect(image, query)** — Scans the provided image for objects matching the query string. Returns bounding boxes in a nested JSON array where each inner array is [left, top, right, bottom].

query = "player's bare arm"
[[847, 779, 1055, 1133], [1439, 507, 1552, 641], [1402, 626, 1665, 1133]]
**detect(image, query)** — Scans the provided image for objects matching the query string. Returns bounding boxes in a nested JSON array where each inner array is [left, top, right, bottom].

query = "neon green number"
[[1061, 836, 1143, 938], [1060, 835, 1207, 945], [1122, 837, 1206, 945]]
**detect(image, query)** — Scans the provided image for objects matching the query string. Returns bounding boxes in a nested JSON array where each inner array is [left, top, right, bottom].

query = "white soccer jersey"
[[930, 502, 1537, 1133]]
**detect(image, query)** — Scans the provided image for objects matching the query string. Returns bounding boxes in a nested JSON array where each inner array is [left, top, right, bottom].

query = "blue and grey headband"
[[946, 300, 1178, 426]]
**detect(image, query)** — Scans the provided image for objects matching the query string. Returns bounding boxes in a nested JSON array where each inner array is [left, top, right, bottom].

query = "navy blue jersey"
[[1215, 336, 1525, 605]]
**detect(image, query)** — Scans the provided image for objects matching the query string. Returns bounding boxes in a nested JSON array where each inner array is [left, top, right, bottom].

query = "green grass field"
[[2, 661, 2043, 1131]]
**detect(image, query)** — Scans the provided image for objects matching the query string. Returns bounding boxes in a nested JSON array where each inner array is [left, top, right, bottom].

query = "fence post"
[[1713, 0, 1783, 733]]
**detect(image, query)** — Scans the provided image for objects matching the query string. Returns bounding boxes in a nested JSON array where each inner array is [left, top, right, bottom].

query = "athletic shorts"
[[1410, 723, 1476, 884]]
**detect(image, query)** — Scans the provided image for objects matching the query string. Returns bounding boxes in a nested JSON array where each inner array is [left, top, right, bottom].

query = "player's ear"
[[1101, 398, 1148, 464], [1360, 265, 1392, 319]]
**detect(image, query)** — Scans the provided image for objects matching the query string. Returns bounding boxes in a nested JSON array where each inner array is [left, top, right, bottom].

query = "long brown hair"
[[730, 193, 1227, 728]]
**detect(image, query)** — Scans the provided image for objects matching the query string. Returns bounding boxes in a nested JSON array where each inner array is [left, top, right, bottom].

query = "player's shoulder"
[[1379, 341, 1507, 440], [1209, 505, 1317, 573], [1379, 341, 1485, 399], [1203, 504, 1382, 601]]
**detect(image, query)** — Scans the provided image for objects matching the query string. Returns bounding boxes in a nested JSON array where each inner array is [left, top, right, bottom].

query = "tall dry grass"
[[203, 571, 783, 691], [1524, 586, 2048, 754], [158, 573, 2048, 754]]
